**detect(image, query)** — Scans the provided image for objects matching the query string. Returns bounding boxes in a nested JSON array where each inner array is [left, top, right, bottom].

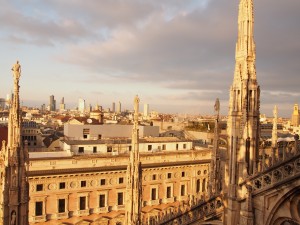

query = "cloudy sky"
[[0, 0, 299, 117]]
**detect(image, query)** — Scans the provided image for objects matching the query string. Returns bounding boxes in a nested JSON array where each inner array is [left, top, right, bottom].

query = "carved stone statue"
[[214, 98, 220, 114], [134, 95, 140, 113], [273, 105, 278, 118], [11, 61, 21, 80], [10, 211, 16, 225]]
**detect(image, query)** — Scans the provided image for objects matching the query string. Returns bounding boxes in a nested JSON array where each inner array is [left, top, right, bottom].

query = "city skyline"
[[0, 0, 300, 116]]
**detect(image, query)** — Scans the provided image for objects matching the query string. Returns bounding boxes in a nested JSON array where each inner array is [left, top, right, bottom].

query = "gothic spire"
[[0, 61, 29, 225], [234, 0, 256, 81], [125, 95, 142, 225]]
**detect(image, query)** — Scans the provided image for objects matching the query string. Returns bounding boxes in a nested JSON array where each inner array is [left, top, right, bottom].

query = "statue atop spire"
[[12, 61, 21, 80], [0, 61, 29, 225]]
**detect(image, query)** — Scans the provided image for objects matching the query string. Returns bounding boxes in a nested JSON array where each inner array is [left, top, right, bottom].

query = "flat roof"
[[63, 137, 191, 145], [28, 159, 210, 177]]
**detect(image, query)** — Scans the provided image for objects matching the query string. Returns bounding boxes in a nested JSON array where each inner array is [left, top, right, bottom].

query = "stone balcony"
[[112, 204, 125, 211], [31, 215, 46, 223], [148, 199, 161, 206], [77, 209, 89, 216], [178, 195, 189, 202], [92, 206, 109, 213], [162, 197, 175, 204], [56, 212, 69, 219]]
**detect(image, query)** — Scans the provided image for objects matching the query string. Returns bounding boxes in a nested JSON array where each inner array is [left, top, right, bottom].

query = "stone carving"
[[11, 61, 21, 79], [214, 98, 220, 114], [10, 211, 16, 225]]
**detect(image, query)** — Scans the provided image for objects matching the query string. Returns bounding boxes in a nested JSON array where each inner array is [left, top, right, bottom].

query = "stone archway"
[[273, 217, 300, 225], [266, 187, 300, 225]]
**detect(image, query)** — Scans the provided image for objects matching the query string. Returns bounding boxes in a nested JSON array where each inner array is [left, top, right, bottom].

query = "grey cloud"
[[2, 0, 300, 116], [60, 0, 236, 88], [0, 1, 95, 45]]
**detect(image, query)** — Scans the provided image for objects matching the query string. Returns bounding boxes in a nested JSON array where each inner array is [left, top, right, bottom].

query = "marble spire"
[[0, 61, 29, 225], [125, 95, 142, 225]]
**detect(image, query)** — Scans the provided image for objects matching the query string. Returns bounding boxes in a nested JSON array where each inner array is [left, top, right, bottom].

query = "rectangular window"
[[151, 188, 157, 200], [100, 179, 106, 186], [196, 179, 201, 193], [176, 144, 179, 150], [78, 147, 84, 153], [162, 144, 166, 150], [79, 196, 86, 210], [119, 177, 124, 184], [83, 134, 88, 139], [35, 201, 43, 216], [36, 184, 43, 192], [58, 199, 65, 213], [59, 182, 66, 189], [128, 146, 132, 151], [117, 193, 123, 205], [182, 171, 185, 177], [99, 194, 105, 208], [166, 186, 172, 198], [181, 185, 185, 196], [183, 144, 186, 149], [167, 173, 172, 179], [107, 146, 112, 153], [152, 174, 157, 180], [148, 145, 152, 151], [93, 146, 97, 153], [81, 181, 86, 187]]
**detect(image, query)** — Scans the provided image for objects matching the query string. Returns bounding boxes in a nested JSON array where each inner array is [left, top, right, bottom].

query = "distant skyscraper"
[[0, 98, 5, 110], [40, 104, 46, 112], [112, 102, 115, 112], [78, 98, 86, 113], [49, 95, 56, 111], [143, 103, 149, 117], [60, 97, 66, 111], [5, 93, 12, 108], [117, 101, 122, 113]]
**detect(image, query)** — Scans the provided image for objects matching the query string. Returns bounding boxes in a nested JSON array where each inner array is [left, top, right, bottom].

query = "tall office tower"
[[117, 101, 121, 113], [112, 102, 115, 113], [143, 103, 149, 117], [227, 0, 259, 224], [78, 98, 86, 114], [0, 98, 5, 110], [40, 104, 46, 112], [125, 96, 142, 224], [291, 104, 300, 127], [60, 97, 66, 111], [5, 93, 11, 109], [49, 95, 56, 111], [0, 61, 29, 224]]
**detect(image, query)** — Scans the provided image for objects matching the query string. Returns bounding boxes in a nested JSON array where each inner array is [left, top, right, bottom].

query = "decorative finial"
[[134, 95, 140, 113]]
